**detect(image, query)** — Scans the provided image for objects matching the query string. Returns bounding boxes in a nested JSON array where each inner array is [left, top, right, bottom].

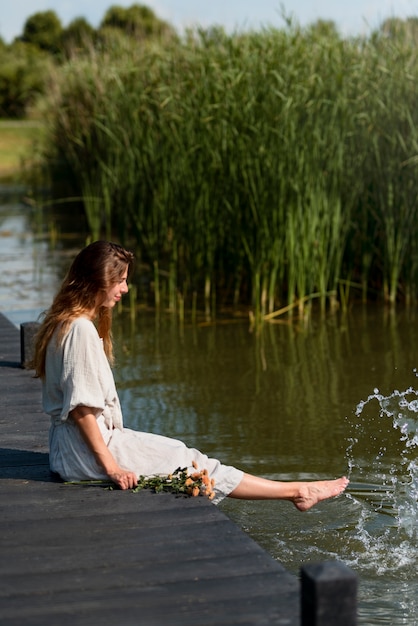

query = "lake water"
[[2, 197, 418, 625]]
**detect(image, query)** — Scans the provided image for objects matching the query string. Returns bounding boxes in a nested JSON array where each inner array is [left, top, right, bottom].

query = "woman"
[[32, 240, 349, 508]]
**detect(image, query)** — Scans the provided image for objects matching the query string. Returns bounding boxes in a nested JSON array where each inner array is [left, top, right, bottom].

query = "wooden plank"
[[0, 485, 299, 625]]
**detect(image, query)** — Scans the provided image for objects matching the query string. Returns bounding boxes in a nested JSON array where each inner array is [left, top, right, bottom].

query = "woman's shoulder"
[[71, 316, 95, 329], [63, 317, 103, 357], [67, 316, 98, 340]]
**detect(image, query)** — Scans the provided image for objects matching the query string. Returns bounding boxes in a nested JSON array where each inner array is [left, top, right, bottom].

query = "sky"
[[1, 0, 418, 43]]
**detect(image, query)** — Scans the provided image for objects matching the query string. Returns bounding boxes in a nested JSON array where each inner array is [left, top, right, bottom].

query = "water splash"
[[346, 382, 418, 576]]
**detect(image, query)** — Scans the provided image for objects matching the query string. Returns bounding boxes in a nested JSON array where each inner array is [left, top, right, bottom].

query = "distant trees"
[[17, 3, 176, 57], [20, 10, 63, 54], [0, 4, 177, 118], [100, 4, 175, 39], [0, 42, 52, 117]]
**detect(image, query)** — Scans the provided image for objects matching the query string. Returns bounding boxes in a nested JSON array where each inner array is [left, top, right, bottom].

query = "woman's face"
[[101, 267, 129, 309]]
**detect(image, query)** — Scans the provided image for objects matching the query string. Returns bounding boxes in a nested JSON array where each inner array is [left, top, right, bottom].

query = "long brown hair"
[[31, 241, 134, 378]]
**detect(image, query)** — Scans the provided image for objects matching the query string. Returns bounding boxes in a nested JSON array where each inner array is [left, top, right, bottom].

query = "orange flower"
[[185, 477, 193, 486], [192, 460, 198, 470], [192, 486, 200, 497]]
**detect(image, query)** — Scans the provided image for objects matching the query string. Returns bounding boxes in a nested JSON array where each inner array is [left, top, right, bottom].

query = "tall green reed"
[[32, 22, 418, 319], [355, 34, 418, 305]]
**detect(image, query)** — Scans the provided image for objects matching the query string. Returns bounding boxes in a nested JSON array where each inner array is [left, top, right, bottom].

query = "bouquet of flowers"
[[133, 462, 216, 500]]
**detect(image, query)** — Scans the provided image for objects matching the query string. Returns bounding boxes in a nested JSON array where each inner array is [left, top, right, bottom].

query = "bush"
[[0, 42, 52, 117], [20, 10, 63, 55]]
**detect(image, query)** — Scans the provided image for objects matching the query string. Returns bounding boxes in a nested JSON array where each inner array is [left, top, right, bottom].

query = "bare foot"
[[293, 476, 349, 512]]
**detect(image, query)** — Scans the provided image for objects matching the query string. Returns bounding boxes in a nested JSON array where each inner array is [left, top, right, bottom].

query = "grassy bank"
[[0, 120, 44, 183]]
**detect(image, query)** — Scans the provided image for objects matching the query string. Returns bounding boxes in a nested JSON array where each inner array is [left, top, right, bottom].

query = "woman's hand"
[[108, 469, 138, 490]]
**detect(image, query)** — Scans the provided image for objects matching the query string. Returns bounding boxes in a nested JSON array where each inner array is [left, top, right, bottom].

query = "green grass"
[[0, 120, 43, 181]]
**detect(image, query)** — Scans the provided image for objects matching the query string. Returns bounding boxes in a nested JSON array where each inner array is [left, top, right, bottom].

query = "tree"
[[61, 17, 96, 57], [99, 4, 176, 40], [0, 41, 52, 117], [20, 10, 62, 54]]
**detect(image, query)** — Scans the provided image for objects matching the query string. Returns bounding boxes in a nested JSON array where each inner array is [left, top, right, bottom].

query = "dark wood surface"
[[0, 312, 300, 625]]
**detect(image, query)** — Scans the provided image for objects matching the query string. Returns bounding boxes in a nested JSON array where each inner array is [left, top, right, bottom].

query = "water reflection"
[[0, 199, 84, 317]]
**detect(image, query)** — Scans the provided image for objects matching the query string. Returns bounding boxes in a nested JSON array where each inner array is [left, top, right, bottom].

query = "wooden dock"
[[0, 312, 356, 626]]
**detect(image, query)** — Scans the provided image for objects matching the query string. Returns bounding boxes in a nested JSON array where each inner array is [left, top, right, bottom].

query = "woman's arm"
[[70, 405, 137, 490]]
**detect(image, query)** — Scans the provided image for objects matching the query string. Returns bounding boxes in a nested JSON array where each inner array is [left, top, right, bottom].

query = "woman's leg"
[[228, 473, 349, 511]]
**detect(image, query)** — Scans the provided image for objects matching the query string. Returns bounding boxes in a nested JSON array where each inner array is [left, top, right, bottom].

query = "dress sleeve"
[[59, 318, 108, 421]]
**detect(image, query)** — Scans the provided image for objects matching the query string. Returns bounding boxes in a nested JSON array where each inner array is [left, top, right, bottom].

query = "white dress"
[[43, 317, 243, 503]]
